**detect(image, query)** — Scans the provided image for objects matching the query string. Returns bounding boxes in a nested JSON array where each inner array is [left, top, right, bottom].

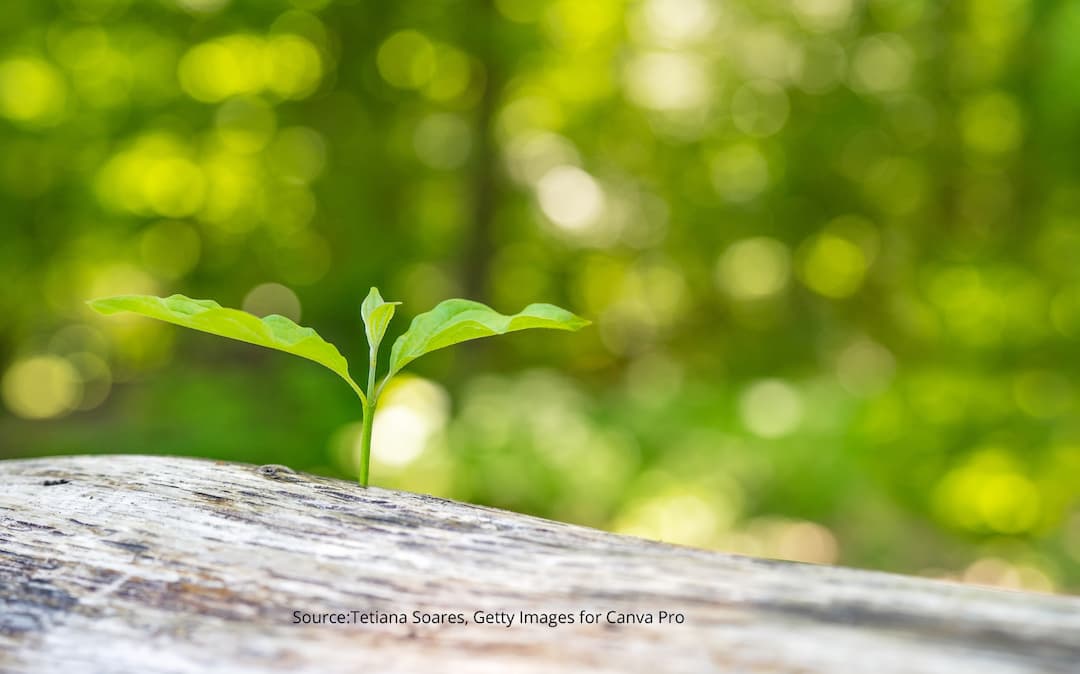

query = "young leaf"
[[387, 299, 589, 377], [360, 287, 400, 353], [88, 294, 366, 403]]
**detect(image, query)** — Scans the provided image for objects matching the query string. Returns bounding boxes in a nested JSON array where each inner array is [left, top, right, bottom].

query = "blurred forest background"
[[2, 0, 1079, 593]]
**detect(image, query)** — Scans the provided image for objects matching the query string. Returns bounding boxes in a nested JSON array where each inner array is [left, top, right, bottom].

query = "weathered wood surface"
[[1, 455, 1077, 674]]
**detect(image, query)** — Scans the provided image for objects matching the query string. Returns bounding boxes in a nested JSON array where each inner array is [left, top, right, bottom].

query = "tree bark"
[[1, 455, 1077, 673], [460, 0, 499, 305]]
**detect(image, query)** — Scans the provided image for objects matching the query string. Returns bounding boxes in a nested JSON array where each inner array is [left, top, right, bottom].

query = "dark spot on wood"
[[105, 540, 150, 554], [192, 491, 230, 504], [109, 577, 260, 623], [0, 579, 77, 636], [66, 518, 115, 536], [0, 609, 41, 636], [312, 487, 364, 503], [42, 479, 70, 486], [8, 520, 57, 533], [256, 464, 301, 482], [360, 513, 427, 529], [0, 549, 63, 571]]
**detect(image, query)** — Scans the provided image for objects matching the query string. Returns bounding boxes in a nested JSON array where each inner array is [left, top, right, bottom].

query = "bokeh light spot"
[[264, 34, 323, 99], [371, 377, 450, 469], [630, 0, 717, 47], [536, 165, 605, 233], [736, 27, 797, 82], [797, 233, 869, 298], [739, 379, 803, 438], [721, 517, 840, 564], [624, 52, 710, 111], [241, 282, 302, 322], [503, 131, 581, 185], [2, 356, 81, 420], [715, 237, 791, 300], [179, 34, 322, 102], [977, 474, 1041, 534], [0, 58, 68, 127], [775, 521, 839, 564], [423, 44, 472, 101], [934, 450, 1043, 534], [98, 133, 208, 218], [613, 485, 735, 548], [835, 338, 895, 396], [543, 0, 621, 52], [89, 263, 159, 300], [144, 157, 206, 218], [179, 35, 264, 102], [377, 30, 436, 90], [174, 0, 230, 13], [496, 94, 565, 139], [850, 34, 913, 94], [793, 0, 854, 32], [962, 558, 1055, 593]]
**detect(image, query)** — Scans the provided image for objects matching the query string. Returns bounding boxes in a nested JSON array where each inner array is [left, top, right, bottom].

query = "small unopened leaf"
[[360, 287, 400, 352], [388, 299, 589, 377], [88, 294, 365, 402]]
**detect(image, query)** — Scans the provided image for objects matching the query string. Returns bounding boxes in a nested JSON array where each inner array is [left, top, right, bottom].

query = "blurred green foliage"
[[1, 0, 1078, 593]]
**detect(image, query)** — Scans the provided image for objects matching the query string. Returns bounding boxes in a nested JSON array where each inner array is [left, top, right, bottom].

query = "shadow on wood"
[[1, 455, 1078, 673]]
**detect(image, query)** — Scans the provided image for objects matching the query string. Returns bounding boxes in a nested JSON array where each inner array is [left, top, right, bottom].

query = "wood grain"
[[1, 455, 1077, 673]]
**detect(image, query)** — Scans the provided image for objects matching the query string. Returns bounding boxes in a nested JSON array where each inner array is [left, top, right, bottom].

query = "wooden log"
[[1, 455, 1077, 673]]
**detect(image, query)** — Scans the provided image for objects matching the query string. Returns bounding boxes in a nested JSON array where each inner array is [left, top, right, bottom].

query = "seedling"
[[88, 289, 589, 486]]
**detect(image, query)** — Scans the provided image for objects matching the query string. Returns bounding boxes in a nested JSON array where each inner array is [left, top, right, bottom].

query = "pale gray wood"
[[0, 455, 1077, 674]]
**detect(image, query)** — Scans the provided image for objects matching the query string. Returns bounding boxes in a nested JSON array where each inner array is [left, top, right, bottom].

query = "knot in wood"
[[255, 464, 300, 481]]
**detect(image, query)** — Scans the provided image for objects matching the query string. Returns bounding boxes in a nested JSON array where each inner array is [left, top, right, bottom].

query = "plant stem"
[[359, 400, 375, 487], [358, 348, 379, 486]]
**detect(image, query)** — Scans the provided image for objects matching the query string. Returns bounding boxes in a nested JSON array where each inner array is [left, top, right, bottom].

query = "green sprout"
[[87, 289, 589, 486]]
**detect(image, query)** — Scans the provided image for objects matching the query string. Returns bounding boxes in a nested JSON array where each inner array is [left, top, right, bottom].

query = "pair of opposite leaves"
[[88, 289, 589, 404]]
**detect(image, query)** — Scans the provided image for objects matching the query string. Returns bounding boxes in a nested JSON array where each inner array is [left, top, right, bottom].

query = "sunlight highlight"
[[536, 165, 605, 233]]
